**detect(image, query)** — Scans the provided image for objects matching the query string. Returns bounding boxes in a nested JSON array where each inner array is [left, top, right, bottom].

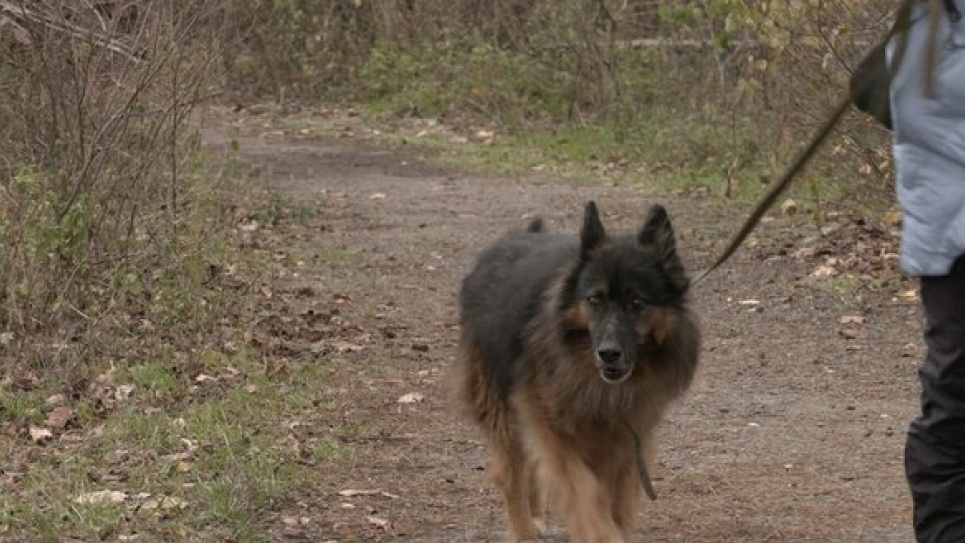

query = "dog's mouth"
[[599, 366, 632, 384]]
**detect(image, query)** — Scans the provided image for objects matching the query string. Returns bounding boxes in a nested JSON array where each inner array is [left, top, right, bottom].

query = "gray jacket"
[[889, 1, 965, 276]]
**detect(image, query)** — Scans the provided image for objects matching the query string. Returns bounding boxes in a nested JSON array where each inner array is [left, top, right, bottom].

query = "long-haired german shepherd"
[[454, 202, 700, 543]]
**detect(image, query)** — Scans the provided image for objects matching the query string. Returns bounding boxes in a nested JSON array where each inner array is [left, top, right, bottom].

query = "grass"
[[0, 178, 353, 542], [318, 248, 358, 266], [342, 37, 896, 224], [0, 343, 337, 542], [127, 362, 183, 401], [431, 122, 807, 204], [0, 393, 45, 426]]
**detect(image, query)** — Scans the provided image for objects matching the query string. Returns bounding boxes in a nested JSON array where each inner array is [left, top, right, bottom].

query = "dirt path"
[[209, 110, 921, 543]]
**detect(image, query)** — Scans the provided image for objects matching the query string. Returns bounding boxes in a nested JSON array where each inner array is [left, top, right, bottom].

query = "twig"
[[0, 0, 144, 62]]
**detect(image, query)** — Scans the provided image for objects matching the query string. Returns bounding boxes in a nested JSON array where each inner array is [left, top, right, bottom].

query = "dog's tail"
[[527, 217, 545, 233]]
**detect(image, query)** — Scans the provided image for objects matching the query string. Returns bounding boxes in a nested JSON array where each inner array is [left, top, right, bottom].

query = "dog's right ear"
[[580, 201, 606, 259], [639, 204, 689, 294], [638, 204, 675, 257]]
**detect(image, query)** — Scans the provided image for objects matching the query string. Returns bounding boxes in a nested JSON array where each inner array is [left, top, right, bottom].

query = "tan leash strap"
[[691, 0, 917, 287], [620, 414, 657, 501], [690, 93, 853, 287]]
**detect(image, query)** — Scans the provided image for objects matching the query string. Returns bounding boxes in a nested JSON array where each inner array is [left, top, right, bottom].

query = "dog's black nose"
[[597, 348, 621, 365]]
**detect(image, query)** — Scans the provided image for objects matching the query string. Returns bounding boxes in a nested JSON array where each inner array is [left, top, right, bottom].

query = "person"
[[889, 1, 965, 541]]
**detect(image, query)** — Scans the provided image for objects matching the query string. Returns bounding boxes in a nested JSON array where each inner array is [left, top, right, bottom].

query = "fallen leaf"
[[96, 369, 116, 384], [45, 394, 67, 408], [194, 373, 218, 384], [810, 265, 837, 278], [884, 210, 902, 227], [780, 199, 798, 216], [367, 516, 391, 530], [369, 193, 387, 200], [2, 421, 23, 437], [839, 329, 860, 340], [475, 130, 495, 142], [139, 495, 189, 515], [821, 223, 843, 236], [105, 449, 130, 463], [161, 452, 193, 463], [44, 406, 74, 430], [397, 392, 424, 404], [332, 341, 363, 353], [181, 438, 199, 453], [13, 374, 39, 391], [266, 359, 290, 376], [75, 490, 127, 505], [899, 288, 920, 300], [114, 384, 136, 401], [840, 315, 866, 325], [29, 426, 53, 444], [337, 489, 382, 497]]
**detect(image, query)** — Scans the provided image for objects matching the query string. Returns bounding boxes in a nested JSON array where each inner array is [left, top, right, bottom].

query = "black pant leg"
[[906, 256, 965, 543]]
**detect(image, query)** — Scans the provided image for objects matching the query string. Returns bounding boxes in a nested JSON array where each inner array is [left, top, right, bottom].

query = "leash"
[[621, 0, 925, 503], [620, 414, 658, 501], [690, 0, 917, 287]]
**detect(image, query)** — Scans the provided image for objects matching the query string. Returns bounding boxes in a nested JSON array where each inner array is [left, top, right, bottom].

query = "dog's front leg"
[[610, 458, 642, 541], [489, 437, 540, 543], [524, 425, 625, 543]]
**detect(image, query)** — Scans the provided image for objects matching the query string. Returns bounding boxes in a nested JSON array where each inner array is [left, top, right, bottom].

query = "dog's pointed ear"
[[638, 204, 674, 249], [639, 204, 689, 292], [580, 201, 606, 258]]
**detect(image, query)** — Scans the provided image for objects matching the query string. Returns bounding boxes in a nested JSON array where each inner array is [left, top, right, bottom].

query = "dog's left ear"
[[639, 204, 689, 292], [638, 204, 675, 255], [580, 201, 606, 259]]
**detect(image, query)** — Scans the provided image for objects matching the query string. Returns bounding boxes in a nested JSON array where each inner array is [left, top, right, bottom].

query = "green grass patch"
[[0, 362, 330, 541], [354, 39, 884, 218], [318, 248, 358, 266], [0, 329, 345, 542], [127, 362, 183, 401], [0, 392, 44, 425], [361, 40, 576, 124]]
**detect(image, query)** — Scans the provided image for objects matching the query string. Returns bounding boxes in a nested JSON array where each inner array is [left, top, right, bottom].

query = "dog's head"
[[563, 201, 690, 384]]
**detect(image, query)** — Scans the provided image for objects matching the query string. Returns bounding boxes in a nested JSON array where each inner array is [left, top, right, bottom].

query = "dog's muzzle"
[[597, 348, 632, 384]]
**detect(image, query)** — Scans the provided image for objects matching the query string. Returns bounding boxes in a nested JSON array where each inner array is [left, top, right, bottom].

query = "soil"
[[206, 108, 922, 543]]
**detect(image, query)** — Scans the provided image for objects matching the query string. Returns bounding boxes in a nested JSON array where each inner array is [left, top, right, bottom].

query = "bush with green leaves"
[[0, 1, 237, 370]]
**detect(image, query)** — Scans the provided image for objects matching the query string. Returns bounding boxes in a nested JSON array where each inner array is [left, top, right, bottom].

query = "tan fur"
[[456, 275, 700, 543]]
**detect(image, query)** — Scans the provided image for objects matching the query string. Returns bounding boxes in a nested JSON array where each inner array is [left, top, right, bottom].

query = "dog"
[[454, 201, 700, 543]]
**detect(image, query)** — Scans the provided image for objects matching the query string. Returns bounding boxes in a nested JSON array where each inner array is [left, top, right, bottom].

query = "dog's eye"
[[586, 293, 603, 307], [631, 297, 646, 310]]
